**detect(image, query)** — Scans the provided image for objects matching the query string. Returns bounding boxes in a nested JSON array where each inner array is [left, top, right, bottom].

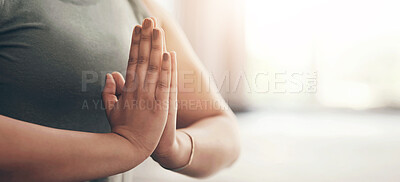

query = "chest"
[[1, 0, 138, 101]]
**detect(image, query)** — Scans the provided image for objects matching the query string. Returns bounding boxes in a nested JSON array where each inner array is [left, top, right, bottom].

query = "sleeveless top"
[[0, 0, 149, 133]]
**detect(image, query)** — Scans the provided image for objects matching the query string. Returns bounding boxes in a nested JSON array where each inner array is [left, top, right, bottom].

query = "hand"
[[102, 18, 172, 159], [147, 18, 192, 170], [151, 51, 188, 169]]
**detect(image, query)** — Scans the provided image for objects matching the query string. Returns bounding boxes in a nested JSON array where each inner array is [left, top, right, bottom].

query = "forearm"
[[0, 115, 144, 182]]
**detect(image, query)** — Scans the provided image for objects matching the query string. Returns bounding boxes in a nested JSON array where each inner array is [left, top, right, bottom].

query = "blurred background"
[[115, 0, 400, 181]]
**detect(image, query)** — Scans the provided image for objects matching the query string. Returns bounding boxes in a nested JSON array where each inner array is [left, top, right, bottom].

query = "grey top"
[[0, 0, 148, 133]]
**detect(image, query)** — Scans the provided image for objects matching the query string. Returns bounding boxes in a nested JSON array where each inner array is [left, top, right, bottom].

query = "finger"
[[125, 25, 142, 95], [167, 51, 178, 128], [150, 17, 158, 28], [156, 53, 171, 103], [111, 72, 125, 99], [150, 16, 167, 52], [160, 28, 167, 52], [144, 28, 163, 98], [136, 18, 154, 97], [169, 51, 177, 103], [102, 74, 118, 117]]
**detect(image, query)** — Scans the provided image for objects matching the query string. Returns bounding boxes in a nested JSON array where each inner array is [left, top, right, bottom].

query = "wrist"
[[153, 130, 192, 170], [106, 133, 143, 170], [111, 127, 153, 160]]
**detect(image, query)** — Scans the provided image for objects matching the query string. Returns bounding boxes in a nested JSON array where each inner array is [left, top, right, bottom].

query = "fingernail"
[[134, 26, 141, 34], [153, 29, 159, 39], [143, 19, 151, 28], [105, 74, 109, 84], [163, 53, 169, 61]]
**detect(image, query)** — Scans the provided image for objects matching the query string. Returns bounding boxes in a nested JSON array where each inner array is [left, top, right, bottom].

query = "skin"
[[0, 18, 175, 181], [140, 0, 241, 177], [0, 2, 241, 181]]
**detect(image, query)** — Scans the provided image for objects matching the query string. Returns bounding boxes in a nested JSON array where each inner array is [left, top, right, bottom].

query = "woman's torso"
[[0, 0, 147, 132]]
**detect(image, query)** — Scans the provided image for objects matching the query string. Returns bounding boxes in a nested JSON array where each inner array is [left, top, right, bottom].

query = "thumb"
[[111, 72, 125, 99], [102, 73, 118, 117]]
